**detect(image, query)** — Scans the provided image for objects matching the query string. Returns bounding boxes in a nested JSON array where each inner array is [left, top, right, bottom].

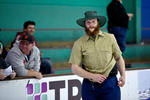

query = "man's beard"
[[85, 24, 100, 36]]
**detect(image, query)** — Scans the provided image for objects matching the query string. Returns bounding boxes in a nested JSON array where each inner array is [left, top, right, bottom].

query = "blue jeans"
[[40, 58, 52, 74], [108, 26, 127, 53], [82, 76, 120, 100]]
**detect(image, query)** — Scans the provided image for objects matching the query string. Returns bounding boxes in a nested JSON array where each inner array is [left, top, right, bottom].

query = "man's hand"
[[91, 74, 106, 84], [128, 13, 133, 20], [116, 56, 126, 87], [10, 70, 16, 79], [118, 76, 125, 87], [35, 72, 43, 79], [0, 70, 7, 80]]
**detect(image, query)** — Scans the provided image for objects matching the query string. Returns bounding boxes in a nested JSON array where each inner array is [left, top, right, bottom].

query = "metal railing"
[[0, 28, 106, 31]]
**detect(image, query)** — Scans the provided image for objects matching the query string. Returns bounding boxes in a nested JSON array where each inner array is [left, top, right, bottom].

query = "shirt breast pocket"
[[82, 49, 96, 66], [99, 49, 112, 63]]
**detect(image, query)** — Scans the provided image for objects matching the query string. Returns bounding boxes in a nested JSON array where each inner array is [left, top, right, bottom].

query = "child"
[[0, 41, 16, 80]]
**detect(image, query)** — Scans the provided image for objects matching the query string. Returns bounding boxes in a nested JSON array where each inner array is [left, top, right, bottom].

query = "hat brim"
[[76, 16, 106, 27]]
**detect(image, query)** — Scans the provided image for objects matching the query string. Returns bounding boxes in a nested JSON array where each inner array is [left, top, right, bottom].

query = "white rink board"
[[0, 74, 83, 100], [1, 69, 150, 100]]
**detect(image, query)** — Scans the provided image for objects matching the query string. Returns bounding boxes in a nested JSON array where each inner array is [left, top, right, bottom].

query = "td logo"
[[27, 82, 47, 100], [26, 79, 82, 100]]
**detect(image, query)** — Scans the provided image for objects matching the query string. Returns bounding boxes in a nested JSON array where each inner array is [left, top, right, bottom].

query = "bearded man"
[[69, 11, 125, 100]]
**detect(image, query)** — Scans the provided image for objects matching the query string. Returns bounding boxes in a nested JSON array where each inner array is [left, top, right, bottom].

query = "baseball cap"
[[21, 34, 35, 43]]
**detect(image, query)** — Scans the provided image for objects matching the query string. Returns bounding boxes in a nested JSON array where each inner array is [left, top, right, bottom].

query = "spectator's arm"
[[27, 70, 42, 79], [5, 51, 27, 76]]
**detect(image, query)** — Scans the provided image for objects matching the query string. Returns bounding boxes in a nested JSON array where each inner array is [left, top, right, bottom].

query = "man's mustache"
[[89, 27, 95, 28]]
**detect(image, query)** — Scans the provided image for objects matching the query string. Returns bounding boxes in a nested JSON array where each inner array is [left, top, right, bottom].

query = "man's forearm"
[[116, 56, 125, 77], [27, 70, 42, 79], [71, 64, 94, 80]]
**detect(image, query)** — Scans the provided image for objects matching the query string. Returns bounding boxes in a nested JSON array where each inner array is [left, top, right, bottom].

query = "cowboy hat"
[[76, 11, 106, 27]]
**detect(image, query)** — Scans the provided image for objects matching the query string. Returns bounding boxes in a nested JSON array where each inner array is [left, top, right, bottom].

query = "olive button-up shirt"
[[69, 31, 122, 77]]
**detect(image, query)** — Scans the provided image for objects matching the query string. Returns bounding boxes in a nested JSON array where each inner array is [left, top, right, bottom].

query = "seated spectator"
[[11, 20, 53, 74], [0, 41, 16, 80], [5, 34, 42, 79]]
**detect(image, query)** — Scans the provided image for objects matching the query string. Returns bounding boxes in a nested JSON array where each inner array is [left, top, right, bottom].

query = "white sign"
[[1, 69, 150, 100], [0, 74, 83, 100]]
